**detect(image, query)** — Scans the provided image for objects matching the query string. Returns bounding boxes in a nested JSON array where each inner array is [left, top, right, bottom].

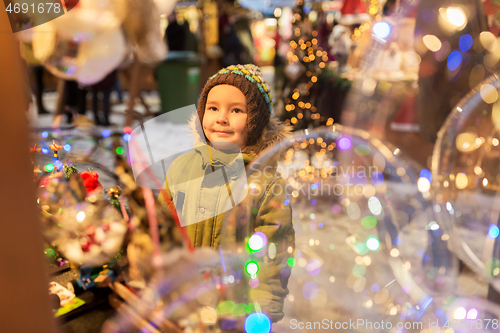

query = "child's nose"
[[216, 111, 229, 124]]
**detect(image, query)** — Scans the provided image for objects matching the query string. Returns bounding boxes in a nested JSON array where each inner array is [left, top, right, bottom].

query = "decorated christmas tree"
[[279, 0, 333, 130]]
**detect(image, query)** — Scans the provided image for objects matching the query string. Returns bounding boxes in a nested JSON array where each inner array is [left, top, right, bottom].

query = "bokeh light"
[[123, 133, 132, 142], [338, 137, 352, 150], [454, 307, 466, 319], [245, 313, 271, 333], [245, 261, 259, 275], [459, 34, 473, 52], [366, 237, 380, 251], [420, 168, 432, 182], [423, 35, 442, 52], [488, 225, 499, 239], [447, 51, 462, 71], [248, 233, 266, 251], [467, 308, 478, 320], [102, 129, 111, 138], [372, 21, 391, 39], [446, 7, 467, 28]]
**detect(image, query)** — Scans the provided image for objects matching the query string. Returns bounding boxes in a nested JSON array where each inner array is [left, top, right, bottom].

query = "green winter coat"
[[159, 115, 294, 322]]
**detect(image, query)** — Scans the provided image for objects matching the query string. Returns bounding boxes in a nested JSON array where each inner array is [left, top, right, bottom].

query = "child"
[[160, 64, 295, 323]]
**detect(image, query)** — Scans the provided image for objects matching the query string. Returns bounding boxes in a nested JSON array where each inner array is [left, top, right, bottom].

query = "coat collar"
[[193, 144, 252, 170]]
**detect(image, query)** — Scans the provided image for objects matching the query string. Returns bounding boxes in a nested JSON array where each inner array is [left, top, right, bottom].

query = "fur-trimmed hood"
[[188, 113, 292, 158]]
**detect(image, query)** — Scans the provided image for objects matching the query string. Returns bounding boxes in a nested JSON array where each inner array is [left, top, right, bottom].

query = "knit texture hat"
[[197, 64, 273, 147]]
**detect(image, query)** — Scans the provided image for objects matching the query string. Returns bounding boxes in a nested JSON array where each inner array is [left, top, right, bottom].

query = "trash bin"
[[156, 51, 202, 123]]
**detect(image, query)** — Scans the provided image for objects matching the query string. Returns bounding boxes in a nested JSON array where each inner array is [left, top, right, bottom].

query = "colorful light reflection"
[[371, 171, 384, 186], [306, 258, 321, 276], [454, 307, 466, 319], [245, 313, 271, 333], [419, 168, 432, 182], [447, 51, 462, 71], [372, 21, 391, 39], [102, 129, 111, 138], [245, 262, 259, 275], [123, 133, 132, 142], [338, 137, 352, 150], [302, 281, 319, 300], [366, 237, 380, 251], [459, 34, 473, 52], [466, 308, 478, 320], [249, 232, 267, 251], [488, 225, 499, 239]]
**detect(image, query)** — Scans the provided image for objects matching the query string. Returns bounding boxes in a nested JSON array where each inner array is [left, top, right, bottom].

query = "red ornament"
[[39, 176, 50, 188], [86, 225, 96, 240], [38, 172, 63, 188], [219, 284, 226, 295], [80, 171, 103, 195], [80, 239, 91, 252]]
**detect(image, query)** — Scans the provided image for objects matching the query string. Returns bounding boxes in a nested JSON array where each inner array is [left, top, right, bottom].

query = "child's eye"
[[208, 107, 218, 112], [232, 108, 243, 113]]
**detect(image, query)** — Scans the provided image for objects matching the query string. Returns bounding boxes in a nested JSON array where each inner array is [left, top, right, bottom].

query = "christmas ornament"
[[39, 172, 127, 266], [218, 125, 457, 328], [433, 74, 500, 291]]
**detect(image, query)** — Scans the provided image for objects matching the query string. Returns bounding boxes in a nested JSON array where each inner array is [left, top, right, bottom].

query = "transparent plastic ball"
[[32, 7, 126, 85], [412, 296, 500, 333], [336, 2, 421, 138], [102, 248, 246, 333], [38, 175, 127, 266], [216, 125, 457, 332], [432, 75, 500, 291]]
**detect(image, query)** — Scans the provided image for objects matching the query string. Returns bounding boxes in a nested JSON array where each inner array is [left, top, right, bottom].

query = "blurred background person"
[[20, 41, 49, 115]]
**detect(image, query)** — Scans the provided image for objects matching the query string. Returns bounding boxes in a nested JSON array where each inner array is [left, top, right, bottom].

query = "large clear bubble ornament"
[[339, 0, 421, 139], [102, 248, 245, 333], [219, 126, 457, 332], [31, 0, 127, 85], [432, 74, 500, 291], [38, 175, 127, 266], [412, 296, 500, 333]]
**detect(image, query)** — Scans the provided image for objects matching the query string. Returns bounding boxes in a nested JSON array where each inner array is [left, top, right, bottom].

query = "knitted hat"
[[197, 64, 273, 147]]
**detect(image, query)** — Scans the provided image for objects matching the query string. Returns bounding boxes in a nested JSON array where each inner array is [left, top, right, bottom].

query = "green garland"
[[63, 165, 78, 178]]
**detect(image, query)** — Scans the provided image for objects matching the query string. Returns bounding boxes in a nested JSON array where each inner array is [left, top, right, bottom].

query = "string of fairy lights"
[[283, 0, 334, 128], [282, 0, 385, 128]]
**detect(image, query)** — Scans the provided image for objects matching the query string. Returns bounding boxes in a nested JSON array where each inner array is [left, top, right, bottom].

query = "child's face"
[[203, 85, 248, 149]]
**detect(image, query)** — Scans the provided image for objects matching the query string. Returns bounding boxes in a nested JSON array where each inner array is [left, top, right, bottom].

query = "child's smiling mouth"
[[214, 130, 234, 136]]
